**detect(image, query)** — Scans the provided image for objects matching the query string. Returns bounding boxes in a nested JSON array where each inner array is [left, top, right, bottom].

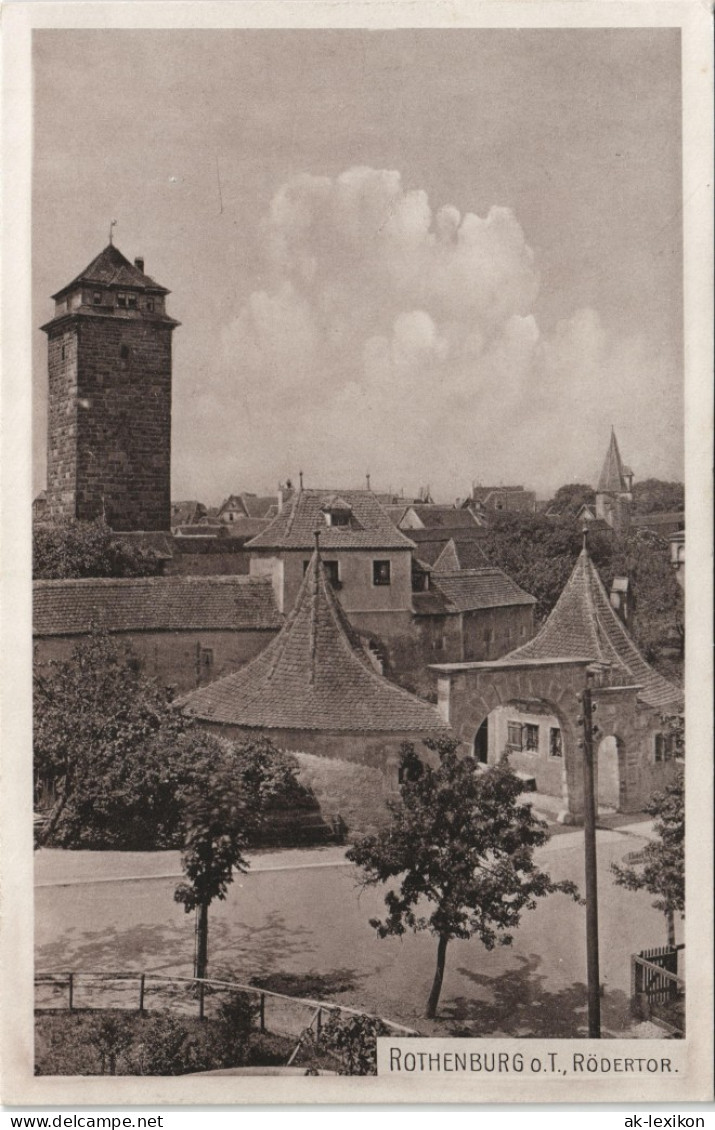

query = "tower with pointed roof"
[[595, 428, 633, 534], [41, 242, 180, 531]]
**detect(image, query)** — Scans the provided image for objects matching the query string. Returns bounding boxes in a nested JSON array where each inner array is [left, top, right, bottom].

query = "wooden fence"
[[35, 970, 418, 1046], [631, 945, 685, 1035]]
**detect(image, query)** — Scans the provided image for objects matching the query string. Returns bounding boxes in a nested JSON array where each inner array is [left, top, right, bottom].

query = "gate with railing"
[[630, 945, 684, 1035]]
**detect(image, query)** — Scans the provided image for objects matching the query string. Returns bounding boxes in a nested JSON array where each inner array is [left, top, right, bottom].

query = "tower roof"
[[52, 244, 169, 300], [597, 428, 628, 494], [181, 548, 448, 734], [506, 545, 682, 711]]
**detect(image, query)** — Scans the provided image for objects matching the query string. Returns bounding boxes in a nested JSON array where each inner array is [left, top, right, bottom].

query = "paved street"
[[35, 824, 678, 1038]]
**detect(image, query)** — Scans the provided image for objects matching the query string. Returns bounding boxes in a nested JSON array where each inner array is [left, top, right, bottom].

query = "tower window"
[[146, 298, 155, 312], [127, 294, 137, 309], [120, 344, 130, 360], [117, 293, 127, 308], [61, 345, 66, 361], [92, 292, 102, 305]]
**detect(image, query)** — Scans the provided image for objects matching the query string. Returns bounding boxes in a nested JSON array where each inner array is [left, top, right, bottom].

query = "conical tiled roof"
[[181, 549, 448, 734], [52, 244, 169, 299], [507, 547, 682, 711], [597, 428, 627, 494]]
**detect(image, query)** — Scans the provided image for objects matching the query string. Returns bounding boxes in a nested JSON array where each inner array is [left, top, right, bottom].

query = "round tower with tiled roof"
[[41, 242, 180, 531]]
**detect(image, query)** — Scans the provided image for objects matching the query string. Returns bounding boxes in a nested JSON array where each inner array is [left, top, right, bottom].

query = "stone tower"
[[41, 243, 180, 532], [595, 427, 633, 535]]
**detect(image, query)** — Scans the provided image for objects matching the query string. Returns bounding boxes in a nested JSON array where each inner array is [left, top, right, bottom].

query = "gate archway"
[[433, 657, 594, 822]]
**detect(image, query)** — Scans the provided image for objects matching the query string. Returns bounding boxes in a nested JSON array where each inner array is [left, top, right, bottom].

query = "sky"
[[32, 29, 683, 505]]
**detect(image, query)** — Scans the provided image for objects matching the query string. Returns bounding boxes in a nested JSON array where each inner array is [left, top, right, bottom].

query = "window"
[[507, 721, 523, 750], [328, 511, 351, 527], [324, 560, 341, 588], [117, 293, 127, 308], [120, 344, 130, 360], [127, 294, 137, 309], [61, 345, 66, 361], [524, 723, 539, 752], [92, 292, 102, 305], [198, 646, 214, 685], [483, 627, 494, 643], [146, 298, 155, 312], [550, 727, 563, 758], [373, 560, 391, 586], [655, 732, 677, 763]]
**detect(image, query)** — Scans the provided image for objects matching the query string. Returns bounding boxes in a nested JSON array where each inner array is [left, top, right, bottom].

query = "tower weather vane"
[[109, 219, 117, 246]]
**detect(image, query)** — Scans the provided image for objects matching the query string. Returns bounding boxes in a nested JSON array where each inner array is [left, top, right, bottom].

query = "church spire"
[[597, 427, 627, 494]]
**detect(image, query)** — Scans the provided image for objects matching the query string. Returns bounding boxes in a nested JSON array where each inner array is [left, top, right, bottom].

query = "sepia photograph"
[[1, 0, 713, 1107]]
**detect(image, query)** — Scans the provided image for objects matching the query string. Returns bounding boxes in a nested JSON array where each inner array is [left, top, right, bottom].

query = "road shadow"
[[36, 910, 316, 984], [248, 968, 361, 999], [441, 954, 632, 1037]]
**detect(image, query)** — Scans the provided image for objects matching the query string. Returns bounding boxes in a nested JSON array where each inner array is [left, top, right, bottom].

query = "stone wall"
[[34, 626, 277, 694], [197, 723, 442, 836]]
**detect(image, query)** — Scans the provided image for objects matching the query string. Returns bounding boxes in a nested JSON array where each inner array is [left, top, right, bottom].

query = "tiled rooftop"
[[181, 551, 447, 734], [33, 575, 283, 636], [246, 489, 416, 551], [425, 569, 536, 615], [507, 547, 683, 711], [53, 244, 168, 299]]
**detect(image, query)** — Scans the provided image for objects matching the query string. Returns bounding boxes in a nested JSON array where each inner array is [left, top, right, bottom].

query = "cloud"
[[208, 166, 681, 499]]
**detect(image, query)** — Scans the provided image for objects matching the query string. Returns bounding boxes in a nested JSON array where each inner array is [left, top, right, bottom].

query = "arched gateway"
[[431, 542, 683, 822]]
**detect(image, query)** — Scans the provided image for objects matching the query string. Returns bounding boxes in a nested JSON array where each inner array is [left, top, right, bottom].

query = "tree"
[[174, 735, 303, 979], [611, 753, 684, 947], [548, 483, 596, 515], [33, 630, 185, 849], [347, 739, 580, 1018], [478, 512, 613, 622], [33, 517, 162, 579], [631, 478, 684, 516]]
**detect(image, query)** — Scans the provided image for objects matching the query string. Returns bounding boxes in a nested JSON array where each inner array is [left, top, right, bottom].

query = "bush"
[[309, 1011, 392, 1075]]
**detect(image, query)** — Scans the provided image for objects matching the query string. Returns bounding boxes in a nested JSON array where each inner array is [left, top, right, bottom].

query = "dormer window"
[[321, 495, 359, 529]]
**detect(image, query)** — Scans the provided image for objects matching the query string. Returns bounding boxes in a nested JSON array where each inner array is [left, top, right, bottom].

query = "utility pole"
[[579, 673, 601, 1038]]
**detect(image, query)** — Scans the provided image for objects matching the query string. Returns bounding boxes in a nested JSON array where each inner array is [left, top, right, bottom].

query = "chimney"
[[134, 257, 145, 272]]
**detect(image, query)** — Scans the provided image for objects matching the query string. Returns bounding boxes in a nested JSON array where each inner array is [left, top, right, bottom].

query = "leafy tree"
[[347, 739, 580, 1018], [631, 478, 684, 516], [33, 630, 185, 849], [611, 758, 684, 946], [33, 518, 162, 579], [548, 483, 596, 515], [174, 735, 303, 979], [479, 512, 613, 621]]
